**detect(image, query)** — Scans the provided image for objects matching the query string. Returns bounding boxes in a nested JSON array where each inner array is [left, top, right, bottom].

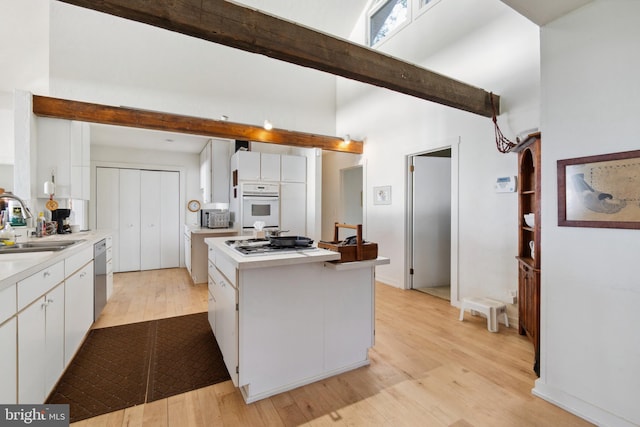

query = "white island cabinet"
[[205, 236, 389, 403]]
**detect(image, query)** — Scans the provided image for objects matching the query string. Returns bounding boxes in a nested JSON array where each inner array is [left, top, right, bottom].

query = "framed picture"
[[557, 149, 640, 229], [374, 186, 392, 205]]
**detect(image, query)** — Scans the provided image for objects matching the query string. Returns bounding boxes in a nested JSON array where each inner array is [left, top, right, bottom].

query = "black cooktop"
[[225, 239, 316, 256]]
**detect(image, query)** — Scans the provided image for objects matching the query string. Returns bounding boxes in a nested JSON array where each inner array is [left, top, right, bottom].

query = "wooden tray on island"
[[318, 223, 378, 263]]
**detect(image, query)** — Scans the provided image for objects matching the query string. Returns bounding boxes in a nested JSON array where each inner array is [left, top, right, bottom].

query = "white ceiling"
[[2, 0, 593, 155]]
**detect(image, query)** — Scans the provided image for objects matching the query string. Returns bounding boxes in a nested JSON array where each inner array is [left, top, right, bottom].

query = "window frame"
[[367, 0, 412, 48]]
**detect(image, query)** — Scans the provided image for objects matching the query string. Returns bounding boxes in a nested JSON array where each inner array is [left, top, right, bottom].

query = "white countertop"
[[205, 236, 389, 270], [0, 230, 112, 291], [184, 224, 239, 235]]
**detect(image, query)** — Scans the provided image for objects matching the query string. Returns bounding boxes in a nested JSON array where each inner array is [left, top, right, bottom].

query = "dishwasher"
[[94, 239, 107, 321]]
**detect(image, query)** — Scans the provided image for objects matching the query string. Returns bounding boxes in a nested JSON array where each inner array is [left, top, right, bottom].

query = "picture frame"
[[373, 185, 392, 205], [557, 149, 640, 229]]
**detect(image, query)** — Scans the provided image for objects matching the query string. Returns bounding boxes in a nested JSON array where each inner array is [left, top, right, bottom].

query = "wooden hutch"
[[514, 132, 541, 376]]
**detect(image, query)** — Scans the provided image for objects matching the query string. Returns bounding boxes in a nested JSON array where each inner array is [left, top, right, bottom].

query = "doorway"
[[407, 143, 458, 302], [339, 166, 363, 240]]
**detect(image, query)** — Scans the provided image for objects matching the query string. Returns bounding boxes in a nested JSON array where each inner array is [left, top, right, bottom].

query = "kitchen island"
[[205, 236, 389, 403]]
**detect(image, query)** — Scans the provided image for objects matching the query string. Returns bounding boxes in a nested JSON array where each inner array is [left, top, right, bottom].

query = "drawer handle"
[[43, 271, 51, 278], [47, 298, 54, 304], [80, 272, 87, 278]]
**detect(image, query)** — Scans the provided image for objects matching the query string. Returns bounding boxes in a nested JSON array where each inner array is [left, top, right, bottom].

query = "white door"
[[411, 153, 451, 291], [141, 170, 162, 270], [160, 171, 180, 268], [96, 167, 120, 271], [119, 169, 141, 272]]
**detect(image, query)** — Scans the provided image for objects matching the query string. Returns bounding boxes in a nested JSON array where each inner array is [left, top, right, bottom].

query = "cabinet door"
[[280, 182, 306, 236], [281, 155, 306, 182], [207, 274, 216, 333], [235, 151, 261, 181], [64, 262, 94, 365], [119, 169, 141, 272], [219, 278, 238, 384], [185, 233, 192, 274], [159, 171, 180, 268], [140, 170, 162, 270], [96, 168, 120, 272], [200, 141, 212, 203], [260, 153, 281, 181], [211, 139, 231, 203], [70, 121, 91, 200], [18, 298, 46, 403], [44, 284, 65, 397], [0, 317, 17, 404], [37, 118, 71, 198]]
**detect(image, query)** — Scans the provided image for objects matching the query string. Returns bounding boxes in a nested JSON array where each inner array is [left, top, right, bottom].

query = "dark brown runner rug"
[[46, 312, 230, 423]]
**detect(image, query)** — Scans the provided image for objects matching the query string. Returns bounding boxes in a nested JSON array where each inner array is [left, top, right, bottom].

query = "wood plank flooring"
[[74, 268, 592, 427]]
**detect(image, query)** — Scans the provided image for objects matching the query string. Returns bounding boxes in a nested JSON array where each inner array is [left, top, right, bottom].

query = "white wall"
[[534, 2, 640, 426], [336, 0, 540, 303]]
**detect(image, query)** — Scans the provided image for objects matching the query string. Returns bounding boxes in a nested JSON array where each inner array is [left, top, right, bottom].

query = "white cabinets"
[[232, 151, 280, 182], [17, 261, 65, 404], [106, 236, 113, 299], [0, 284, 17, 404], [36, 118, 90, 200], [200, 139, 232, 204], [96, 167, 180, 273], [280, 155, 307, 235], [207, 247, 238, 385], [281, 154, 306, 183], [200, 141, 212, 203], [64, 247, 94, 366], [185, 230, 192, 275], [280, 183, 306, 236]]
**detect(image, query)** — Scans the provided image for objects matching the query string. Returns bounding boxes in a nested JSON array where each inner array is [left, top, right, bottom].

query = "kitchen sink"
[[0, 239, 84, 254]]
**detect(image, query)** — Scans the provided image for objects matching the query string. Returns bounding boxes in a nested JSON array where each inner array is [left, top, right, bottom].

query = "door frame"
[[405, 138, 460, 305]]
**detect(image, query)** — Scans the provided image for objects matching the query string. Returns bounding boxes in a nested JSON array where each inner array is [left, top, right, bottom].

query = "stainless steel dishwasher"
[[94, 239, 107, 320]]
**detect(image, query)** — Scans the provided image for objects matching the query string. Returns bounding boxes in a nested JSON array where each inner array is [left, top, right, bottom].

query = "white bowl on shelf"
[[523, 213, 535, 228]]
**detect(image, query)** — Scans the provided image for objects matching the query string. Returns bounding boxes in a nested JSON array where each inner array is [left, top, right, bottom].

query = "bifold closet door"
[[119, 169, 141, 272], [140, 170, 180, 270]]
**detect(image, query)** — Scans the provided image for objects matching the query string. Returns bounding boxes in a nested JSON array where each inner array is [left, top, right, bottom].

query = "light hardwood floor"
[[74, 268, 592, 427]]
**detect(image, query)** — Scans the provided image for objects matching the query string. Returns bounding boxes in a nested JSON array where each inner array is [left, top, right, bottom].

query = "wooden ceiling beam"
[[32, 95, 363, 154], [55, 0, 499, 117]]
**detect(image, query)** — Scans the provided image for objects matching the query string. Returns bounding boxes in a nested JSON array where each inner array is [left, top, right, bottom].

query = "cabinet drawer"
[[106, 246, 113, 262], [106, 235, 113, 248], [18, 261, 64, 311], [65, 246, 93, 276], [0, 284, 17, 324], [214, 248, 236, 287]]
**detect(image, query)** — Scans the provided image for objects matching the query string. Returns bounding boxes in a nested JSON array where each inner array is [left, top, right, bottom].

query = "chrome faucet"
[[0, 193, 34, 220]]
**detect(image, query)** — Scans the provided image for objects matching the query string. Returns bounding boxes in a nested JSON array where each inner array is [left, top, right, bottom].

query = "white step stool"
[[459, 297, 509, 333]]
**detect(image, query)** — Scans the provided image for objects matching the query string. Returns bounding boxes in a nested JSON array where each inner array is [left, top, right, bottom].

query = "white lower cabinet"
[[0, 317, 17, 404], [18, 283, 65, 403], [64, 261, 94, 365], [207, 256, 238, 385]]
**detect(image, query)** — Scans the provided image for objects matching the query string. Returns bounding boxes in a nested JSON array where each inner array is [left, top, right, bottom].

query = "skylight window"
[[368, 0, 408, 47]]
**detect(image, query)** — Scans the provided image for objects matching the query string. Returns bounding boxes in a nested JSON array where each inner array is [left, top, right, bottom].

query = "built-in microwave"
[[240, 183, 279, 230]]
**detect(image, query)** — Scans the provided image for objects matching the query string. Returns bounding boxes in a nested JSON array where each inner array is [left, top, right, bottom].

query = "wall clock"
[[187, 199, 201, 212]]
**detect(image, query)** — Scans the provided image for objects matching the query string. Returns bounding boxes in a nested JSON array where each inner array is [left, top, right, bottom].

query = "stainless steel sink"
[[0, 239, 84, 254]]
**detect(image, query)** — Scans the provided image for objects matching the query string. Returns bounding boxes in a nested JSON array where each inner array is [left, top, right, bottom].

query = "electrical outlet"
[[508, 289, 517, 304]]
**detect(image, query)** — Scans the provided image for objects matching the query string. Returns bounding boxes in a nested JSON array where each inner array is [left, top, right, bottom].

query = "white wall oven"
[[241, 183, 279, 230]]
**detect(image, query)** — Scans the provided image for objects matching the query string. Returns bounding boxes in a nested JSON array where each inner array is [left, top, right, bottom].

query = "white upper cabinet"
[[201, 139, 232, 204], [281, 155, 306, 183], [232, 150, 280, 182], [200, 141, 212, 203], [36, 118, 90, 200]]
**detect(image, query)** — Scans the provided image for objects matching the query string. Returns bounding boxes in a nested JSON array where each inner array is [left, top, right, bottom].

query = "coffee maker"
[[51, 209, 71, 234]]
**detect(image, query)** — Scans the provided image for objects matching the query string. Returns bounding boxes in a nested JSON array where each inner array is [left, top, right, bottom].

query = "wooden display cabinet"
[[515, 133, 541, 376]]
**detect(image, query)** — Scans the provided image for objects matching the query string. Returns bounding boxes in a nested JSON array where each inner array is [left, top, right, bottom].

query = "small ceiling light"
[[343, 134, 351, 144], [263, 119, 273, 130], [220, 115, 228, 121]]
